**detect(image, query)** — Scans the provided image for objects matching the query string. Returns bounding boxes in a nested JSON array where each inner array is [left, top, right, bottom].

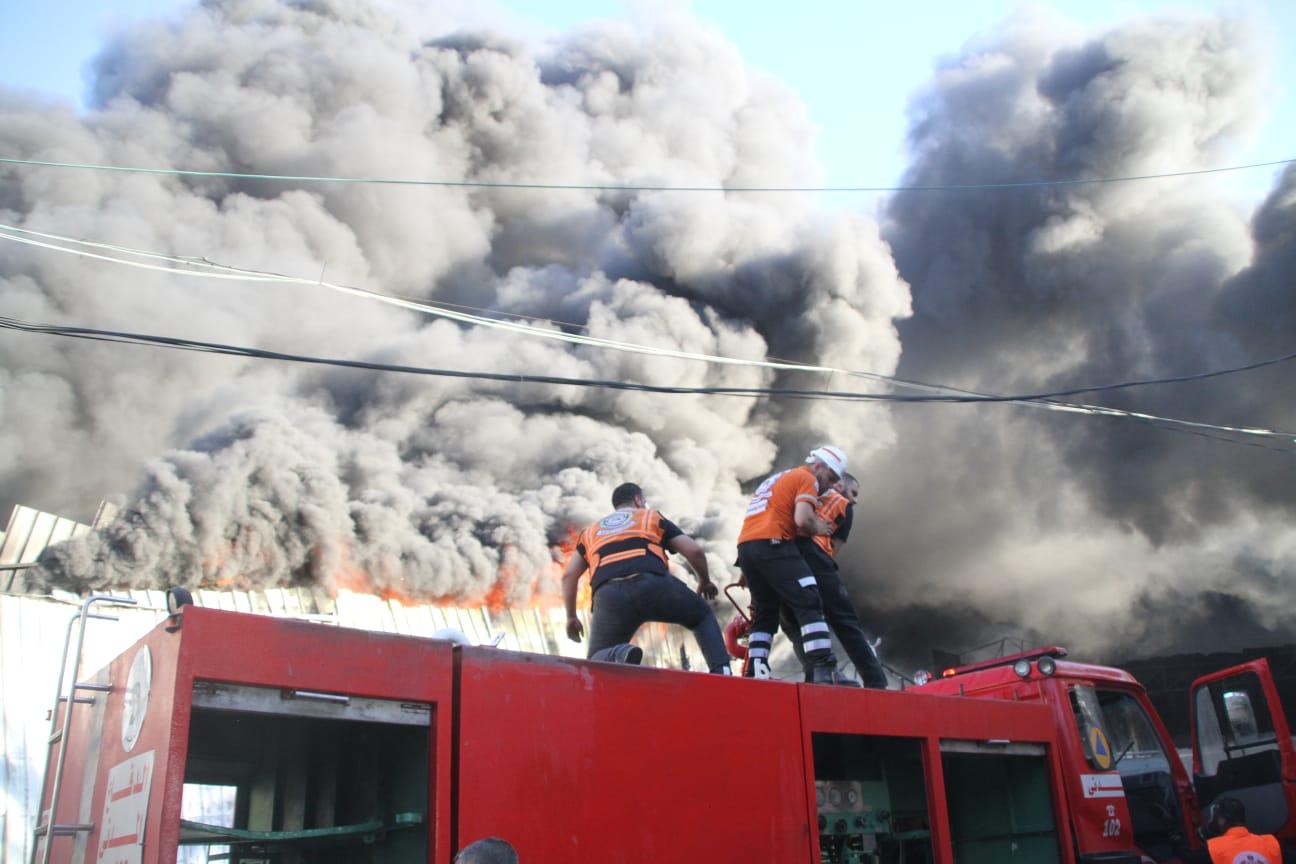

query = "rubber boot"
[[748, 657, 772, 679]]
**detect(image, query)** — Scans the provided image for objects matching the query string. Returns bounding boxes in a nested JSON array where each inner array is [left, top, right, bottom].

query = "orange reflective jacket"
[[738, 466, 820, 544], [812, 489, 851, 557], [1208, 826, 1281, 863], [578, 508, 672, 590]]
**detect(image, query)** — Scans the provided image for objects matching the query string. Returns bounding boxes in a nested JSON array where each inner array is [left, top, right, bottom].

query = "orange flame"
[[321, 526, 583, 612]]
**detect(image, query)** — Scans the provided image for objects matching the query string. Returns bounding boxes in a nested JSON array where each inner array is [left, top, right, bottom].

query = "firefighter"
[[780, 473, 888, 688], [1204, 797, 1282, 864], [736, 445, 848, 685], [562, 482, 732, 674]]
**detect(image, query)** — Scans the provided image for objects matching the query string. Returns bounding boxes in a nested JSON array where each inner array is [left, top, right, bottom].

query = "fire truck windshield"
[[1097, 690, 1170, 771]]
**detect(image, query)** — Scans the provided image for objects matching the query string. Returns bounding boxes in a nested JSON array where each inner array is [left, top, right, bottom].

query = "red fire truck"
[[917, 646, 1296, 863], [30, 595, 1296, 864], [36, 596, 1084, 864]]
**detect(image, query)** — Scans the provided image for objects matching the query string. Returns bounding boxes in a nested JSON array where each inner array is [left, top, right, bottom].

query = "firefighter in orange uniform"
[[780, 473, 887, 688], [736, 445, 849, 685], [562, 482, 731, 673], [1205, 797, 1282, 864]]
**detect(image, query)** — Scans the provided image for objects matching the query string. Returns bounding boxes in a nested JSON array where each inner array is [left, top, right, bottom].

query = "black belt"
[[606, 573, 644, 583]]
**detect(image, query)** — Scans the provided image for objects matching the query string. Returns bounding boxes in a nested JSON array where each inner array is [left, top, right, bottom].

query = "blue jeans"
[[587, 573, 731, 673]]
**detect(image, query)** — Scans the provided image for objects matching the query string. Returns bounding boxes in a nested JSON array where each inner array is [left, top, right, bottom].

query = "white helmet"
[[806, 445, 847, 477]]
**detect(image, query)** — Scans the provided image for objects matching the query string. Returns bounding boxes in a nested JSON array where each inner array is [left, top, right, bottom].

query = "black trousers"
[[587, 572, 731, 673], [736, 540, 835, 675], [780, 546, 887, 688]]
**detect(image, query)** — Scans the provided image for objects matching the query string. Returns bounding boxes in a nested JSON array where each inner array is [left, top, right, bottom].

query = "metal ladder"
[[30, 594, 136, 864]]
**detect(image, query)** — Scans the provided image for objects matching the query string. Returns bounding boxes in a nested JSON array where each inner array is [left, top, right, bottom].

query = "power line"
[[2, 155, 1292, 193], [0, 315, 909, 399], [3, 221, 1295, 440], [3, 316, 1294, 454]]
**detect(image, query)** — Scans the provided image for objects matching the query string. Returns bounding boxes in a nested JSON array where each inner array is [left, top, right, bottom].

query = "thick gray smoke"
[[5, 2, 1293, 670], [853, 13, 1296, 667], [2, 0, 907, 603]]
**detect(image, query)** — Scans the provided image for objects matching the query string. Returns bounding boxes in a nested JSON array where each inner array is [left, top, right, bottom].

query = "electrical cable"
[[2, 154, 1293, 193], [0, 223, 589, 329], [3, 316, 1294, 455], [0, 315, 898, 399], [0, 223, 857, 374], [3, 222, 1294, 440]]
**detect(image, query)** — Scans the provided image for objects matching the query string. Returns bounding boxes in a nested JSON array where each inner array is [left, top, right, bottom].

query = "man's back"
[[1208, 826, 1281, 863], [738, 466, 818, 544]]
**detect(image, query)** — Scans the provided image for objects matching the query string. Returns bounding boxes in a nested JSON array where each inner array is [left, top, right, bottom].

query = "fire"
[[320, 525, 584, 613], [191, 526, 587, 616]]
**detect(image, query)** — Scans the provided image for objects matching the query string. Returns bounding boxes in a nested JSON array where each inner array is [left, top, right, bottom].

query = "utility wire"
[[3, 316, 1295, 455], [2, 155, 1292, 193], [3, 222, 1294, 440], [0, 223, 588, 329], [0, 315, 925, 399]]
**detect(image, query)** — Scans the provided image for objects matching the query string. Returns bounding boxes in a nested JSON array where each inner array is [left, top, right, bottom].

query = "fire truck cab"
[[918, 647, 1296, 863], [37, 605, 1087, 864]]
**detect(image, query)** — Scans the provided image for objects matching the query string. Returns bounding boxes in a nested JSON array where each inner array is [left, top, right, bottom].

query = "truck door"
[[1090, 687, 1191, 861], [1190, 659, 1296, 838]]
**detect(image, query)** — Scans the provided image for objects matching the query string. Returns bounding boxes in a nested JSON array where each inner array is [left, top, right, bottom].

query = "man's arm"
[[667, 534, 718, 599], [794, 499, 833, 536], [561, 552, 588, 641]]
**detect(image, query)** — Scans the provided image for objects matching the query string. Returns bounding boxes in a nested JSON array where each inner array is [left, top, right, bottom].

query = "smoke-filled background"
[[2, 0, 1292, 669]]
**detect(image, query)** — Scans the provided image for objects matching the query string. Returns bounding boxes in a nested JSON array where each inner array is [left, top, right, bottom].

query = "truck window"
[[1195, 686, 1228, 776], [180, 785, 237, 864], [811, 734, 932, 863], [1069, 685, 1114, 771], [1195, 670, 1279, 776], [1097, 691, 1169, 772]]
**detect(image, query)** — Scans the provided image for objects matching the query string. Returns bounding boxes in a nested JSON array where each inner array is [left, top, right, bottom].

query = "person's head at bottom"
[[1209, 796, 1247, 834], [455, 837, 519, 864]]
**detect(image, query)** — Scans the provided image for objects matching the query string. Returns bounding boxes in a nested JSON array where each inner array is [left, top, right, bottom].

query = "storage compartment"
[[941, 742, 1061, 864], [179, 681, 430, 863], [812, 733, 933, 864]]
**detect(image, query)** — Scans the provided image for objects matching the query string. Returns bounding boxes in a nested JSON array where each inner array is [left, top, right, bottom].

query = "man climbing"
[[563, 482, 731, 674]]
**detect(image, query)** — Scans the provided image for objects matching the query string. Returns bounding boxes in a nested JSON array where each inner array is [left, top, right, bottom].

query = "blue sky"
[[1, 0, 1291, 209]]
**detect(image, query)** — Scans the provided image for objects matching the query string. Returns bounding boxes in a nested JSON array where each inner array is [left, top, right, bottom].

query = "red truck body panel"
[[40, 607, 1087, 863]]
